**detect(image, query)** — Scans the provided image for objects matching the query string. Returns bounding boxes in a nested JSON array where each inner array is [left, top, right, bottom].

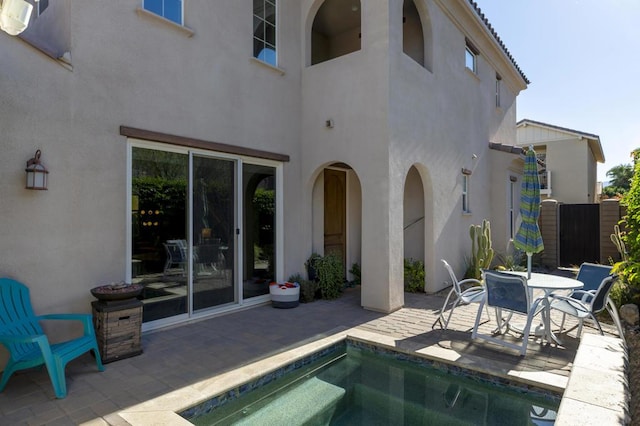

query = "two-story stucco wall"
[[387, 0, 526, 293], [0, 1, 305, 345], [545, 139, 593, 203], [518, 122, 601, 204], [302, 0, 396, 311], [300, 0, 526, 311], [0, 0, 528, 350]]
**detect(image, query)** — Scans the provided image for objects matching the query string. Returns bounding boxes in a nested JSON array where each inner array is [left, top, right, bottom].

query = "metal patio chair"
[[432, 259, 488, 330], [471, 270, 548, 356], [550, 274, 623, 339], [0, 278, 104, 398], [163, 239, 188, 275]]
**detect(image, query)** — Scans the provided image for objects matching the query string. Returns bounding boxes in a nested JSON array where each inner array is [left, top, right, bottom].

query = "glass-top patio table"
[[502, 271, 584, 344]]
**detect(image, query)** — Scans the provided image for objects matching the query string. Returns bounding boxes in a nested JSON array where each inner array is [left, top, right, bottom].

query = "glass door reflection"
[[242, 163, 276, 299], [131, 147, 189, 322], [192, 155, 236, 311]]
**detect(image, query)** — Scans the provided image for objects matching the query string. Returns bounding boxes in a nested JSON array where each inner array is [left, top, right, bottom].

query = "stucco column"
[[360, 170, 405, 313]]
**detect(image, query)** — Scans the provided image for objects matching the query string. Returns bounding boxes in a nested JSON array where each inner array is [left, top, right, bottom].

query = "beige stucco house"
[[516, 119, 605, 204], [0, 0, 528, 346]]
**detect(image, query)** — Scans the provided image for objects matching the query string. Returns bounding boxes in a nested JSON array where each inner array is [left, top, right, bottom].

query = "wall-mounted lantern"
[[0, 0, 34, 36], [25, 149, 48, 190]]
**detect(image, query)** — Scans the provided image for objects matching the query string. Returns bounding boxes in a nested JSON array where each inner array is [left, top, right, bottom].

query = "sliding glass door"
[[192, 155, 236, 311], [131, 147, 189, 322], [242, 163, 276, 299], [130, 143, 279, 326]]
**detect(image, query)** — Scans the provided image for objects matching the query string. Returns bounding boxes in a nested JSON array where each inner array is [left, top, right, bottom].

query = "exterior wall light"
[[25, 149, 48, 190], [0, 0, 35, 36]]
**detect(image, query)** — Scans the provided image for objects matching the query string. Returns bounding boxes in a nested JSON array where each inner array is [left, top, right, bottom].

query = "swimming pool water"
[[183, 339, 560, 425]]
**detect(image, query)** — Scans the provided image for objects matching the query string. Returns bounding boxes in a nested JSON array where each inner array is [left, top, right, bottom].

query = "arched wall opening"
[[402, 0, 433, 71], [403, 165, 425, 281], [403, 163, 436, 292], [311, 0, 362, 65]]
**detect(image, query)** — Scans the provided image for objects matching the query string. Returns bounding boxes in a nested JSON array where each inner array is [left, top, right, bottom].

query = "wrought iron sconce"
[[25, 149, 48, 190]]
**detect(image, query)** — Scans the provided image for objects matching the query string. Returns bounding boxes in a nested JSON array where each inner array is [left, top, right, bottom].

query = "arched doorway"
[[403, 165, 425, 269], [311, 164, 362, 282]]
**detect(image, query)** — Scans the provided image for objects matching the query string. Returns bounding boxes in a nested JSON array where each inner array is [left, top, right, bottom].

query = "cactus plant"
[[466, 219, 494, 280], [611, 224, 628, 262]]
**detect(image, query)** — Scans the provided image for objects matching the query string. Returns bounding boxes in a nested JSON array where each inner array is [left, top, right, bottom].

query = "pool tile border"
[[115, 327, 628, 425]]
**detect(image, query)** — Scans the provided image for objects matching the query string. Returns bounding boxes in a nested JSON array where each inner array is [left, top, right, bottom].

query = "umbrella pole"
[[527, 253, 532, 279]]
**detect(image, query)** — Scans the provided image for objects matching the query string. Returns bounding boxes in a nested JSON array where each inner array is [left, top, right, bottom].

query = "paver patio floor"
[[0, 286, 620, 425]]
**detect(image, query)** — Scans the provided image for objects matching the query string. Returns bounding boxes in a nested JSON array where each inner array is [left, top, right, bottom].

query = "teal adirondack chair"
[[0, 278, 104, 398]]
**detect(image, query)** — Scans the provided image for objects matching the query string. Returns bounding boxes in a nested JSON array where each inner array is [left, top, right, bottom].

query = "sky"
[[473, 0, 640, 181]]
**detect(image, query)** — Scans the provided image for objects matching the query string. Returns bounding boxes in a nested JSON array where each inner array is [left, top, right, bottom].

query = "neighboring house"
[[516, 119, 605, 204], [0, 0, 528, 341]]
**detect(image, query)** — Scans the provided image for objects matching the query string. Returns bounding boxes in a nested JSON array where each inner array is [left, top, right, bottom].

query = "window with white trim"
[[253, 0, 276, 66], [462, 172, 471, 213], [143, 0, 183, 25], [509, 176, 517, 238], [496, 74, 502, 107], [465, 40, 478, 74], [37, 0, 49, 16]]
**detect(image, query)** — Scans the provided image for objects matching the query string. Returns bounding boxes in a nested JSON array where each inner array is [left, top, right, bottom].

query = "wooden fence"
[[538, 199, 624, 269]]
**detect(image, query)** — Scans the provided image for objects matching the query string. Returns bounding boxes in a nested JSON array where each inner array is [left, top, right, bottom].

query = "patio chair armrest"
[[567, 290, 595, 303], [529, 296, 550, 316], [37, 314, 95, 334], [0, 333, 46, 345], [549, 294, 590, 313], [458, 278, 482, 290]]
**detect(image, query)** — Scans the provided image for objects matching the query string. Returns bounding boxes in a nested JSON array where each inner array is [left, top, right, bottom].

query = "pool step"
[[234, 377, 346, 425], [317, 357, 360, 386], [351, 383, 487, 425]]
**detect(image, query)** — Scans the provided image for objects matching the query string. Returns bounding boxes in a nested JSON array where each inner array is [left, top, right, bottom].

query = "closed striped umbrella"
[[514, 147, 544, 278]]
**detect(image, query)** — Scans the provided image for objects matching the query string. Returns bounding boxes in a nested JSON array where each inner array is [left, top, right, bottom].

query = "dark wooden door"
[[559, 204, 599, 267], [324, 169, 346, 271]]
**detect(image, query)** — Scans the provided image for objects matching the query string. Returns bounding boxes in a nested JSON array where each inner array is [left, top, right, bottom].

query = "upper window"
[[253, 0, 277, 66], [37, 0, 49, 16], [509, 176, 517, 238], [465, 40, 478, 74], [462, 173, 471, 213], [495, 74, 502, 107], [144, 0, 183, 26]]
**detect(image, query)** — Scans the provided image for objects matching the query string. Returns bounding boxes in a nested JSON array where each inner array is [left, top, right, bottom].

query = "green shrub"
[[288, 273, 317, 303], [299, 280, 318, 303], [404, 258, 425, 292], [288, 273, 303, 283], [612, 150, 640, 307], [349, 262, 361, 286], [316, 253, 344, 299], [305, 253, 322, 282], [494, 249, 526, 272]]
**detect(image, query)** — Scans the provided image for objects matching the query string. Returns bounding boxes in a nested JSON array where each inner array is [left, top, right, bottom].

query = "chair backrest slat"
[[0, 278, 45, 356], [441, 260, 463, 296], [591, 275, 617, 314], [482, 270, 530, 314], [575, 263, 612, 295]]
